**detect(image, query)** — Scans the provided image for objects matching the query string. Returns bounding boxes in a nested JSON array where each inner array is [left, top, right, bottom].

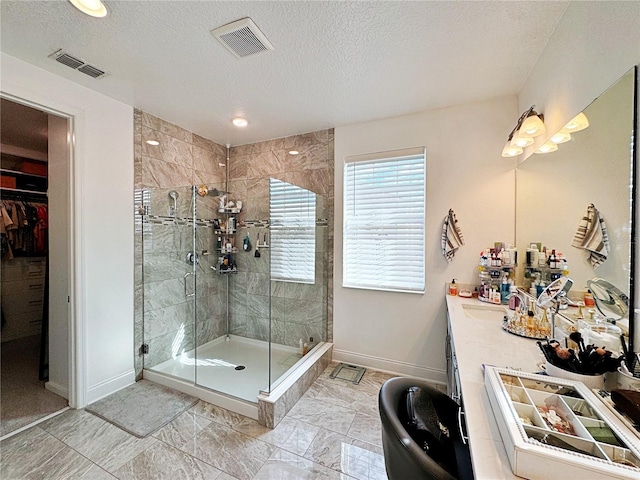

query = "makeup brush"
[[537, 341, 554, 364], [569, 332, 585, 353], [620, 334, 633, 371]]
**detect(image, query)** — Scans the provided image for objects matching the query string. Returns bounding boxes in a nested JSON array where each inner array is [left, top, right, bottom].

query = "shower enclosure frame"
[[140, 176, 329, 419]]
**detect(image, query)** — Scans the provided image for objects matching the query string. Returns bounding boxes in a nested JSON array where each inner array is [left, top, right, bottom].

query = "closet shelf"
[[1, 168, 47, 179], [0, 186, 48, 196]]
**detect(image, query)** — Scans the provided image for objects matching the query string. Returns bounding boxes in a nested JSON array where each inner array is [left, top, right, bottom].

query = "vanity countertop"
[[446, 295, 545, 479]]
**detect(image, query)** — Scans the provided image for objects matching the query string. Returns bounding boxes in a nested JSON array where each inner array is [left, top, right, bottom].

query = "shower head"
[[168, 190, 179, 217]]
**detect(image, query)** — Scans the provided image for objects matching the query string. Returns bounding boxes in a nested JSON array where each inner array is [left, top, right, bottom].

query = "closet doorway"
[[0, 97, 71, 438]]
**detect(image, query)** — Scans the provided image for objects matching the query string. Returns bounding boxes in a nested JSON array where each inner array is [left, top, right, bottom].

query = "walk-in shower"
[[139, 179, 329, 412]]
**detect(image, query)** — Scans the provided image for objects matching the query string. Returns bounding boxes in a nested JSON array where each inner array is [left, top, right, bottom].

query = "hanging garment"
[[0, 204, 14, 259], [571, 203, 610, 268], [34, 205, 48, 254], [0, 200, 47, 256], [1, 205, 13, 227], [441, 209, 465, 262]]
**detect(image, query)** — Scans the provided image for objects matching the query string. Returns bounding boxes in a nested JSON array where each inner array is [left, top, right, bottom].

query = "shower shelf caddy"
[[213, 206, 239, 274]]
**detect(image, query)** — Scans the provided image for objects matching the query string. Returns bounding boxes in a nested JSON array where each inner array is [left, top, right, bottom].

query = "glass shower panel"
[[193, 183, 271, 403], [267, 180, 329, 393], [141, 186, 197, 383]]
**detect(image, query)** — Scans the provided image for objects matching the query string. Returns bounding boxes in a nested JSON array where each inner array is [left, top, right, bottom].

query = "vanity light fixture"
[[562, 112, 589, 133], [69, 0, 108, 18], [510, 134, 534, 148], [502, 106, 546, 157], [550, 131, 572, 144], [536, 112, 588, 155], [288, 150, 299, 155], [501, 143, 523, 157], [535, 141, 558, 154], [232, 117, 248, 127], [146, 140, 160, 146], [519, 114, 546, 137]]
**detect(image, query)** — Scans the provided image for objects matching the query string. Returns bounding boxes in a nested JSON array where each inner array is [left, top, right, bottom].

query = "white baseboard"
[[86, 369, 136, 405], [45, 380, 69, 400], [332, 349, 446, 384]]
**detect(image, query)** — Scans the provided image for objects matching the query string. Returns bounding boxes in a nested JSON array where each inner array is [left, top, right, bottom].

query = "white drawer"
[[1, 257, 46, 281], [1, 279, 45, 295], [1, 290, 44, 315]]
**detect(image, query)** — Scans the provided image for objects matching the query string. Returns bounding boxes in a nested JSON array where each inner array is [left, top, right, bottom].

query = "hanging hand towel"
[[571, 203, 610, 268], [441, 209, 465, 262]]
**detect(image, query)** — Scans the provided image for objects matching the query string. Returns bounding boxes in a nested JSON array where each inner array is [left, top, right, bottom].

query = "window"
[[343, 148, 425, 293], [269, 178, 316, 283]]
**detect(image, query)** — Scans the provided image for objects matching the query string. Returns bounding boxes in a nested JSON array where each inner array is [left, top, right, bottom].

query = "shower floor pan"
[[148, 335, 301, 403]]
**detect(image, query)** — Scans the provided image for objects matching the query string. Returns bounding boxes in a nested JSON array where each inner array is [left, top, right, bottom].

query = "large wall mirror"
[[515, 67, 637, 353]]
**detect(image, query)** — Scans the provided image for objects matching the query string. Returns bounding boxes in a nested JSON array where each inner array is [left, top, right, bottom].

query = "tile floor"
[[0, 362, 445, 479]]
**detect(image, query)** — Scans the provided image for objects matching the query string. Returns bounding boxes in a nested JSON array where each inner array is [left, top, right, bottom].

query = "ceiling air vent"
[[48, 49, 108, 79], [210, 17, 274, 59]]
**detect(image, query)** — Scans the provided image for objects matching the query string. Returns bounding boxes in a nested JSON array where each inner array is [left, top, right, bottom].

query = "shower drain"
[[235, 365, 245, 370]]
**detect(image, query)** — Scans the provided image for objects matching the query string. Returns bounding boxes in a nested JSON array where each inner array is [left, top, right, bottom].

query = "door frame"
[[0, 91, 84, 408]]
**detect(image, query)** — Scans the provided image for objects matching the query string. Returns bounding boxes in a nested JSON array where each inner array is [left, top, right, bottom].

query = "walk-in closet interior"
[[0, 98, 69, 438], [135, 111, 333, 405]]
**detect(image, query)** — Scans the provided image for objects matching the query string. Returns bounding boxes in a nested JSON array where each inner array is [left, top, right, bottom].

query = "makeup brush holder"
[[543, 361, 605, 390]]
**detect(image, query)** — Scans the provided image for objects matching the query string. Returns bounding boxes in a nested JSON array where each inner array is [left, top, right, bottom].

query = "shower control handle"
[[184, 272, 195, 297]]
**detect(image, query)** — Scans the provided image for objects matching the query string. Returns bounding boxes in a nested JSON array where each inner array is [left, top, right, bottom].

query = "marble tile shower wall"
[[134, 110, 228, 379], [228, 130, 334, 348]]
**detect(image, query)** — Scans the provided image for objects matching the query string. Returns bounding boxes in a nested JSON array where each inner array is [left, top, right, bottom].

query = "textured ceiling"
[[0, 1, 568, 146]]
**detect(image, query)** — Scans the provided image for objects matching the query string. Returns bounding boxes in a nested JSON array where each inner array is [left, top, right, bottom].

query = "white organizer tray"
[[484, 366, 640, 479]]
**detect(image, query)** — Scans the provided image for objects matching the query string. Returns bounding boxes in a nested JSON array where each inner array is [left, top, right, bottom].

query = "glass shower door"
[[193, 183, 272, 402], [141, 186, 197, 383]]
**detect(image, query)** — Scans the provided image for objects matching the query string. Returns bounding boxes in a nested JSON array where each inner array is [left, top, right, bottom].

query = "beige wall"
[[334, 96, 518, 381]]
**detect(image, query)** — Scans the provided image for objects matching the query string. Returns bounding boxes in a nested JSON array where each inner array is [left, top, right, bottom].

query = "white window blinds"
[[343, 148, 425, 293], [269, 178, 316, 283]]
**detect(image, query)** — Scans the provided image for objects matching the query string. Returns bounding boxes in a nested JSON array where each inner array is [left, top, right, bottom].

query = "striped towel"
[[571, 203, 610, 268], [441, 209, 465, 262]]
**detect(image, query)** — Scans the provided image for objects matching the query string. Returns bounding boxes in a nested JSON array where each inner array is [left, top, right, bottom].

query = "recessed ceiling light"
[[146, 140, 160, 146], [232, 118, 248, 127], [69, 0, 108, 18], [288, 150, 299, 155]]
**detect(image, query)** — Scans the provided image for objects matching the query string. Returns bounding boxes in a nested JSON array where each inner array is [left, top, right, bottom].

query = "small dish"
[[459, 289, 472, 298]]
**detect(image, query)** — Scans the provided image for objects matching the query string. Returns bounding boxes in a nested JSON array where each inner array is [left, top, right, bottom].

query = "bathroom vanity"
[[446, 294, 640, 479]]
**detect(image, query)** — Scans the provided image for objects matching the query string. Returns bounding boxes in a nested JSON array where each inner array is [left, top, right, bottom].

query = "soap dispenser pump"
[[449, 279, 458, 296]]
